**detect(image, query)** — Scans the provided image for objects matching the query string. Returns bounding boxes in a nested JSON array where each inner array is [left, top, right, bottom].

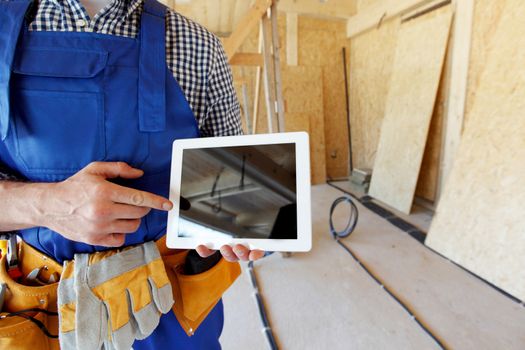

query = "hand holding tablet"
[[166, 132, 312, 252]]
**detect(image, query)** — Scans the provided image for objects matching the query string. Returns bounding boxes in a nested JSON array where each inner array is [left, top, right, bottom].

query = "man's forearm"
[[0, 180, 50, 231]]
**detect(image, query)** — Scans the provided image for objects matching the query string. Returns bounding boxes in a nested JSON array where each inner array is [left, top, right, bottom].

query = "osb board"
[[464, 0, 506, 126], [348, 19, 400, 170], [297, 17, 350, 179], [282, 66, 326, 185], [368, 6, 453, 214], [426, 0, 525, 301], [323, 62, 350, 179], [349, 0, 449, 202], [415, 38, 451, 201]]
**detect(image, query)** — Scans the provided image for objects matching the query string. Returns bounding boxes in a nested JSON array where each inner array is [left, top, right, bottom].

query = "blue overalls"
[[0, 0, 223, 348]]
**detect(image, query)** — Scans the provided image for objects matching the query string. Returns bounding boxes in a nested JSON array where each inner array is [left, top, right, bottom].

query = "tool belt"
[[0, 238, 241, 349]]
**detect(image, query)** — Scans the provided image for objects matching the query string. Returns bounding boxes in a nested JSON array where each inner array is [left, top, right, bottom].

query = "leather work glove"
[[57, 242, 174, 350]]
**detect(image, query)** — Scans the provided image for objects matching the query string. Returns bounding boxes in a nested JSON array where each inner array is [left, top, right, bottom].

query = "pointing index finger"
[[110, 183, 173, 211]]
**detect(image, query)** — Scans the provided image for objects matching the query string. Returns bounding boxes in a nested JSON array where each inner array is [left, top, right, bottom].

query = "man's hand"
[[40, 162, 173, 247], [196, 244, 265, 262]]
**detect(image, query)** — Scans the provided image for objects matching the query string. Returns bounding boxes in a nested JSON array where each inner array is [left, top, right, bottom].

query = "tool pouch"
[[0, 242, 62, 350], [156, 237, 241, 336]]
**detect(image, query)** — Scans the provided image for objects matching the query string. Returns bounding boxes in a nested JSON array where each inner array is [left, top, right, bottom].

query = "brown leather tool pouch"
[[156, 237, 241, 336], [0, 242, 62, 350]]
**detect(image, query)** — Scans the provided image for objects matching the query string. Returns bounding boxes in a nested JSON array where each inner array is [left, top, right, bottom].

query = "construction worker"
[[0, 0, 264, 348]]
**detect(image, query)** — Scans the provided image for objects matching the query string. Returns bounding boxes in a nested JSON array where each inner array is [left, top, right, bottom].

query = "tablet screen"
[[178, 143, 297, 240]]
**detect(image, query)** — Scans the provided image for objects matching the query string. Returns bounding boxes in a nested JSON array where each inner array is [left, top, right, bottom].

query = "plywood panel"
[[348, 19, 400, 170], [415, 41, 451, 201], [323, 62, 350, 179], [368, 6, 452, 214], [426, 0, 525, 301], [464, 0, 506, 126], [282, 66, 326, 185]]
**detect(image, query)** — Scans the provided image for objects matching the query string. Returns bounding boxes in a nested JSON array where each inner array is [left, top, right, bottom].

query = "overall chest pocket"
[[10, 48, 149, 179], [9, 48, 109, 176]]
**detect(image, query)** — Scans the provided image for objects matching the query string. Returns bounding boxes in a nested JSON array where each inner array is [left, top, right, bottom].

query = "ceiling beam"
[[185, 183, 260, 203], [278, 0, 356, 19], [346, 0, 438, 38], [202, 147, 296, 202], [223, 0, 272, 60]]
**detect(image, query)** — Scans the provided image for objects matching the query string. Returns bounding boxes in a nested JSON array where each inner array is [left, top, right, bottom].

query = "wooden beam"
[[438, 0, 474, 201], [278, 0, 355, 19], [271, 1, 286, 132], [286, 13, 298, 66], [186, 184, 260, 203], [230, 53, 264, 66], [241, 82, 252, 133], [223, 0, 272, 60], [252, 27, 263, 134], [261, 17, 277, 133], [346, 0, 437, 38]]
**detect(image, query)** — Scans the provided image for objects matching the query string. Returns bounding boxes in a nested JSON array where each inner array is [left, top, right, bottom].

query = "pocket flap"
[[13, 48, 107, 78]]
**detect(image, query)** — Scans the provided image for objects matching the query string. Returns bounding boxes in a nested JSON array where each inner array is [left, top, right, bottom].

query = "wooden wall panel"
[[348, 19, 399, 170], [426, 0, 525, 301], [415, 43, 450, 201], [464, 0, 506, 126], [368, 6, 452, 214], [233, 15, 349, 183], [282, 66, 326, 185], [295, 17, 351, 179], [349, 0, 453, 203]]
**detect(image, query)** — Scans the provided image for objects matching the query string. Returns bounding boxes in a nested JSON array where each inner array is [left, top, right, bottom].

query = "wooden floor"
[[220, 184, 525, 350]]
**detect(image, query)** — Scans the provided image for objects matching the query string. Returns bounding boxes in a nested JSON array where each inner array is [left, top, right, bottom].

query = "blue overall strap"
[[0, 0, 31, 140], [139, 0, 167, 132]]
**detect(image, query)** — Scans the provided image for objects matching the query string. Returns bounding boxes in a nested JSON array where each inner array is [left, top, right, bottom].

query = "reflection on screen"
[[178, 144, 297, 240]]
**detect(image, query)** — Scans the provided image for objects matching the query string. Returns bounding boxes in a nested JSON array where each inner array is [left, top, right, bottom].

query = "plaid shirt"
[[0, 0, 242, 179]]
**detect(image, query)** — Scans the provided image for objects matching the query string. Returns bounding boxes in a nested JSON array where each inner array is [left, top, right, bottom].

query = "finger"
[[109, 219, 142, 234], [84, 162, 144, 180], [219, 245, 239, 262], [94, 233, 126, 247], [232, 244, 250, 262], [110, 184, 173, 211], [179, 196, 191, 211], [110, 204, 151, 220], [249, 250, 265, 261], [196, 245, 216, 258]]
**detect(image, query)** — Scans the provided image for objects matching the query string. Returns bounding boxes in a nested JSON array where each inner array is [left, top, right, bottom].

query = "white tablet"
[[166, 132, 311, 252]]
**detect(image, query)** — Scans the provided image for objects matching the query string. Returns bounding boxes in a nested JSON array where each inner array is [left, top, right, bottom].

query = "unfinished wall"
[[348, 18, 398, 172], [368, 5, 452, 214], [230, 15, 351, 184], [296, 17, 350, 181], [348, 0, 450, 203], [426, 0, 525, 301]]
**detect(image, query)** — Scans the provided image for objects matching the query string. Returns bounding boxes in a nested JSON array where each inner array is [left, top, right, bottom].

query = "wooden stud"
[[241, 82, 252, 133], [271, 1, 286, 132], [346, 0, 437, 38], [252, 27, 264, 134], [261, 16, 277, 133], [437, 0, 474, 201], [229, 53, 264, 66], [286, 13, 298, 66]]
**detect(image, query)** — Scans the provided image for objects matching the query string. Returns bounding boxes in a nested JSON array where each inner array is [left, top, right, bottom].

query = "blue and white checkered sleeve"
[[200, 36, 243, 137]]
